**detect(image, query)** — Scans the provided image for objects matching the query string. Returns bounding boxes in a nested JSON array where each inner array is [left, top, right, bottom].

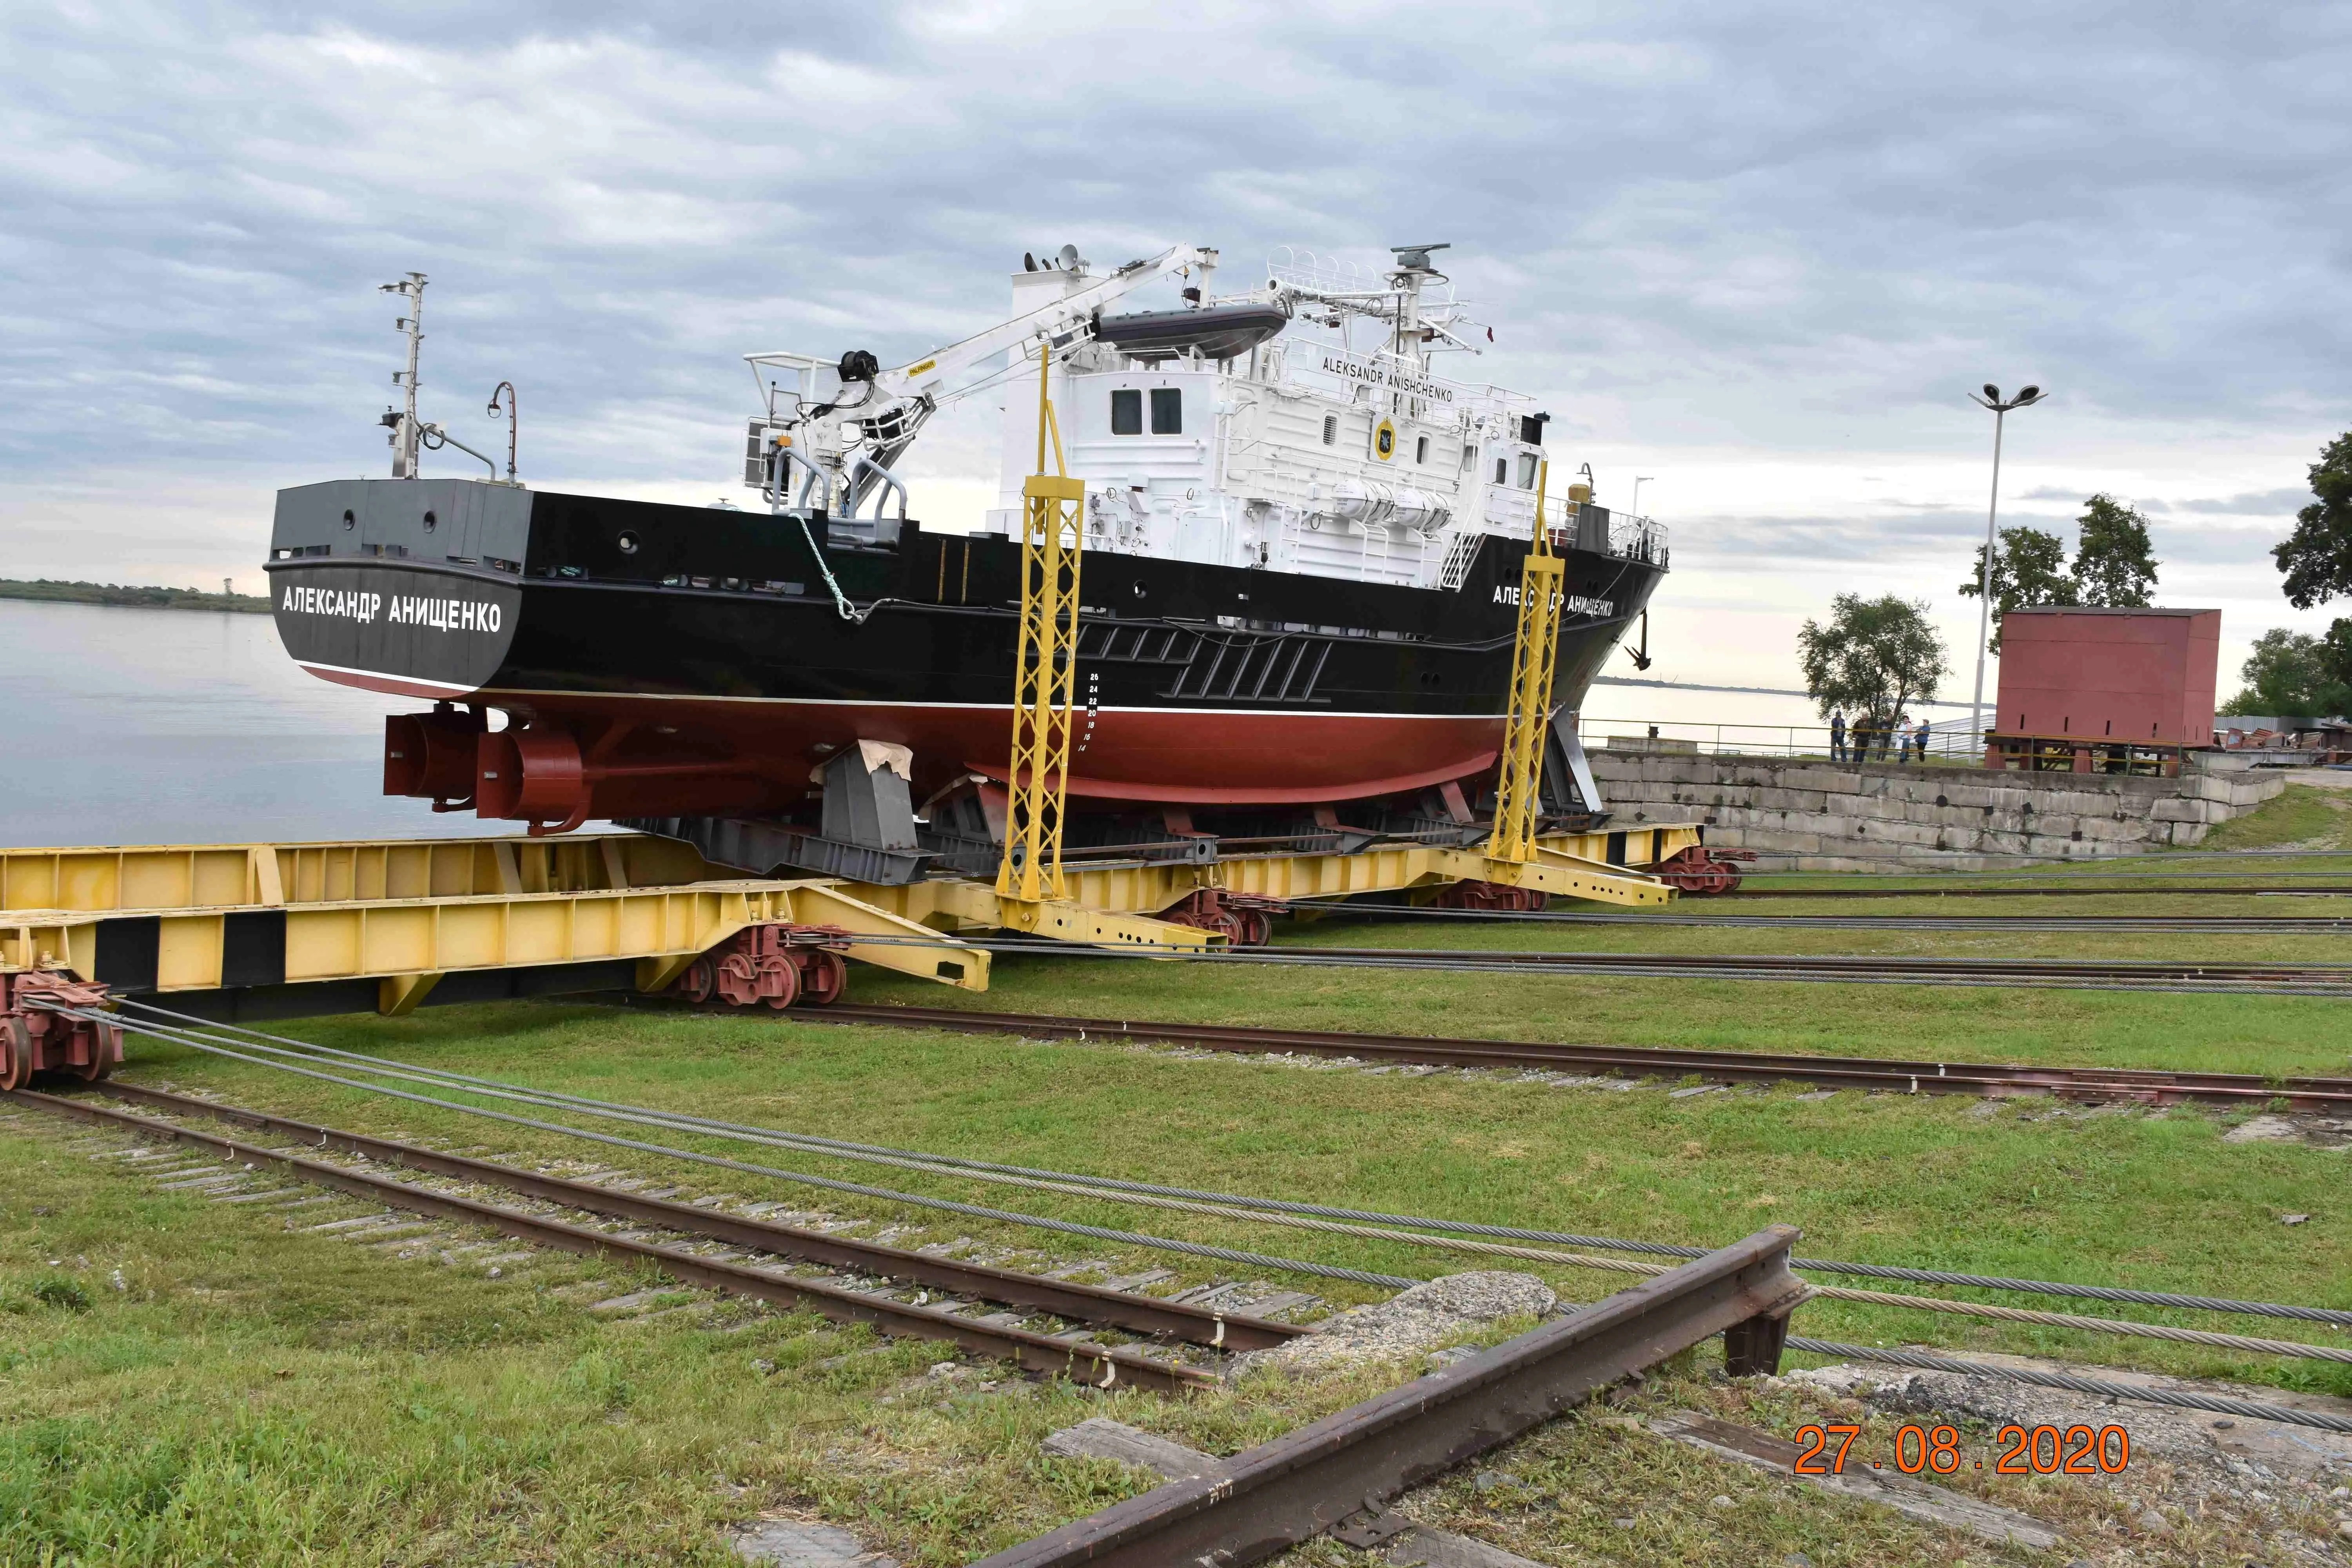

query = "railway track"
[[7, 1083, 1307, 1392], [1322, 907, 2352, 932], [1201, 943, 2352, 994], [1722, 884, 2352, 898], [799, 1002, 2352, 1111]]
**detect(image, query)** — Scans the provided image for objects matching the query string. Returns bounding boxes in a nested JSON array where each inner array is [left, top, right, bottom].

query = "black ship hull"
[[266, 479, 1665, 828]]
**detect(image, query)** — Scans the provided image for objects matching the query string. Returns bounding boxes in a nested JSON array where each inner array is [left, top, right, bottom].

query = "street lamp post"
[[1964, 383, 2046, 754]]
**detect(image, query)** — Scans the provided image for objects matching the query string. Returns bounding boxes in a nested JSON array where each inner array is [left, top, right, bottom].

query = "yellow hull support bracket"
[[1489, 460, 1566, 866], [998, 338, 1088, 908], [377, 971, 444, 1016]]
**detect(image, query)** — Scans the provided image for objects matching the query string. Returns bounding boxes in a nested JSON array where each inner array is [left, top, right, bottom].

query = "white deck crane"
[[743, 244, 1221, 524]]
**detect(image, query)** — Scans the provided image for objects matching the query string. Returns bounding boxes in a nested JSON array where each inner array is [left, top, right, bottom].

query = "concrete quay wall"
[[1588, 749, 2285, 871]]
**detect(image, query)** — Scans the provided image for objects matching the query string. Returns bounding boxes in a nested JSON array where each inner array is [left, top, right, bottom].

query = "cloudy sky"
[[5, 0, 2348, 701]]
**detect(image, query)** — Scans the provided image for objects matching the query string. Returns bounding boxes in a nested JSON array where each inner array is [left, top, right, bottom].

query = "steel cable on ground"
[[85, 1023, 2352, 1367], [106, 1001, 2352, 1342], [479, 932, 2352, 997], [628, 936, 2352, 996], [1737, 869, 2352, 881], [59, 1007, 1417, 1290], [1781, 1338, 2352, 1436], [1299, 907, 2352, 933]]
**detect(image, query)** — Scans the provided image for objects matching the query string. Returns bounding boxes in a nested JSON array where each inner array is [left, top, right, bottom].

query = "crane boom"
[[872, 243, 1216, 399], [741, 244, 1218, 526], [743, 243, 1215, 402]]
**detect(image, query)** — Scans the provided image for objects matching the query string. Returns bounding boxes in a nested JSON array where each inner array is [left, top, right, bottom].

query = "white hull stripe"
[[298, 660, 474, 696]]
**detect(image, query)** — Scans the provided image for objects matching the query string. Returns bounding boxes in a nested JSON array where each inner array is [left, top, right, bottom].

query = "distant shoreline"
[[0, 578, 271, 614]]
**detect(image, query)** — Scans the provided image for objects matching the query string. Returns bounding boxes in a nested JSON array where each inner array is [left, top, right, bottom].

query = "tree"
[[1957, 525, 2075, 652], [2272, 430, 2352, 609], [1798, 594, 1951, 758], [2073, 494, 2159, 607], [2221, 626, 2352, 718]]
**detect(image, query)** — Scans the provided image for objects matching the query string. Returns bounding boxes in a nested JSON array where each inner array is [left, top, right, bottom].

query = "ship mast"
[[1387, 243, 1448, 374], [380, 272, 427, 479]]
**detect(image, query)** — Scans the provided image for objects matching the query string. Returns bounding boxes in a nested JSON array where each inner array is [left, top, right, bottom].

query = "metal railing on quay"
[[1574, 715, 1981, 764]]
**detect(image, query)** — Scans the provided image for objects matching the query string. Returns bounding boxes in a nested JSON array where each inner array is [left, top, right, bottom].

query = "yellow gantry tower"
[[1487, 461, 1565, 864], [997, 341, 1087, 903]]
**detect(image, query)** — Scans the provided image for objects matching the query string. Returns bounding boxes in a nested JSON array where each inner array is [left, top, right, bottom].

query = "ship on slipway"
[[266, 242, 1669, 879]]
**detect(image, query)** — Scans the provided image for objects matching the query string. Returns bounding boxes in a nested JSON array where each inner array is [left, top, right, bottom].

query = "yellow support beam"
[[1426, 849, 1670, 907], [0, 818, 1711, 1010], [844, 823, 1703, 927], [0, 833, 714, 916], [1489, 459, 1566, 864], [378, 971, 444, 1016], [859, 879, 1219, 951], [1, 878, 987, 1007], [998, 339, 1086, 905]]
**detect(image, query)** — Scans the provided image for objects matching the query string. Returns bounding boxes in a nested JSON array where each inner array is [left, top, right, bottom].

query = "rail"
[[6, 1086, 1238, 1393], [793, 1002, 2352, 1112], [971, 1227, 1805, 1568], [826, 939, 2352, 998]]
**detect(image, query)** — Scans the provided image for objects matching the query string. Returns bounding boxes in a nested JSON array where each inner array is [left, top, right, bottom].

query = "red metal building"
[[1987, 607, 2220, 772]]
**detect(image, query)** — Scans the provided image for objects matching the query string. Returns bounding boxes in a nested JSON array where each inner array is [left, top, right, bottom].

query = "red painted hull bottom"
[[333, 668, 1507, 824]]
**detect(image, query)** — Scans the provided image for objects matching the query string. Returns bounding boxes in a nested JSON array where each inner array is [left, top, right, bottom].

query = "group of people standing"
[[1829, 710, 1934, 764]]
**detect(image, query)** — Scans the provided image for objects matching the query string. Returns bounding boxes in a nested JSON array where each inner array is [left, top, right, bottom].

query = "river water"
[[0, 597, 1865, 851], [0, 599, 508, 849]]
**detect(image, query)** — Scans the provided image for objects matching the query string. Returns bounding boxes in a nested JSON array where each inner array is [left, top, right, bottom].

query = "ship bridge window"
[[1517, 453, 1539, 489], [1321, 414, 1338, 446], [1414, 435, 1429, 465], [1493, 458, 1507, 485], [1149, 387, 1183, 434], [1111, 388, 1142, 435]]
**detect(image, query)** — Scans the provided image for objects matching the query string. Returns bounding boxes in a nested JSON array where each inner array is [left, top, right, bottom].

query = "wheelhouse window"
[[1493, 458, 1507, 485], [1414, 434, 1429, 465], [1321, 414, 1338, 446], [1111, 388, 1142, 435], [1517, 452, 1539, 489], [1149, 387, 1183, 434]]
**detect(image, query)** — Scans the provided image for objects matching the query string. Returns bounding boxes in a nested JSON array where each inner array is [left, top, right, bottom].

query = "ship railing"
[[1266, 246, 1368, 297], [1577, 715, 1979, 764], [1607, 513, 1669, 567]]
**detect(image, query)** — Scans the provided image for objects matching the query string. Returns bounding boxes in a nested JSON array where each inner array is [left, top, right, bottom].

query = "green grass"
[[7, 990, 2348, 1563], [842, 933, 2352, 1077], [0, 1108, 1417, 1566], [2200, 783, 2352, 851], [11, 848, 2352, 1563], [89, 1002, 2352, 1366]]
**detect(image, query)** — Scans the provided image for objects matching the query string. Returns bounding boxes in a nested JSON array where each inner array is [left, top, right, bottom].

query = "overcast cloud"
[[4, 0, 2348, 693]]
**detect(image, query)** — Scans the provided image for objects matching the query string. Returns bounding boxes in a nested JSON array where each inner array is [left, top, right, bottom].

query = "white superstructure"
[[745, 243, 1664, 589]]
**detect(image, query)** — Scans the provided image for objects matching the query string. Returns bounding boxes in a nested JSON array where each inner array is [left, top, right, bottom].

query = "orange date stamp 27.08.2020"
[[1793, 1423, 2134, 1477]]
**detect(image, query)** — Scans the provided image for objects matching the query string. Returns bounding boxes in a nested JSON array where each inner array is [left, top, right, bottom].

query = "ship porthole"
[[617, 530, 640, 555], [1131, 581, 1147, 599], [341, 510, 355, 529], [422, 510, 437, 532]]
